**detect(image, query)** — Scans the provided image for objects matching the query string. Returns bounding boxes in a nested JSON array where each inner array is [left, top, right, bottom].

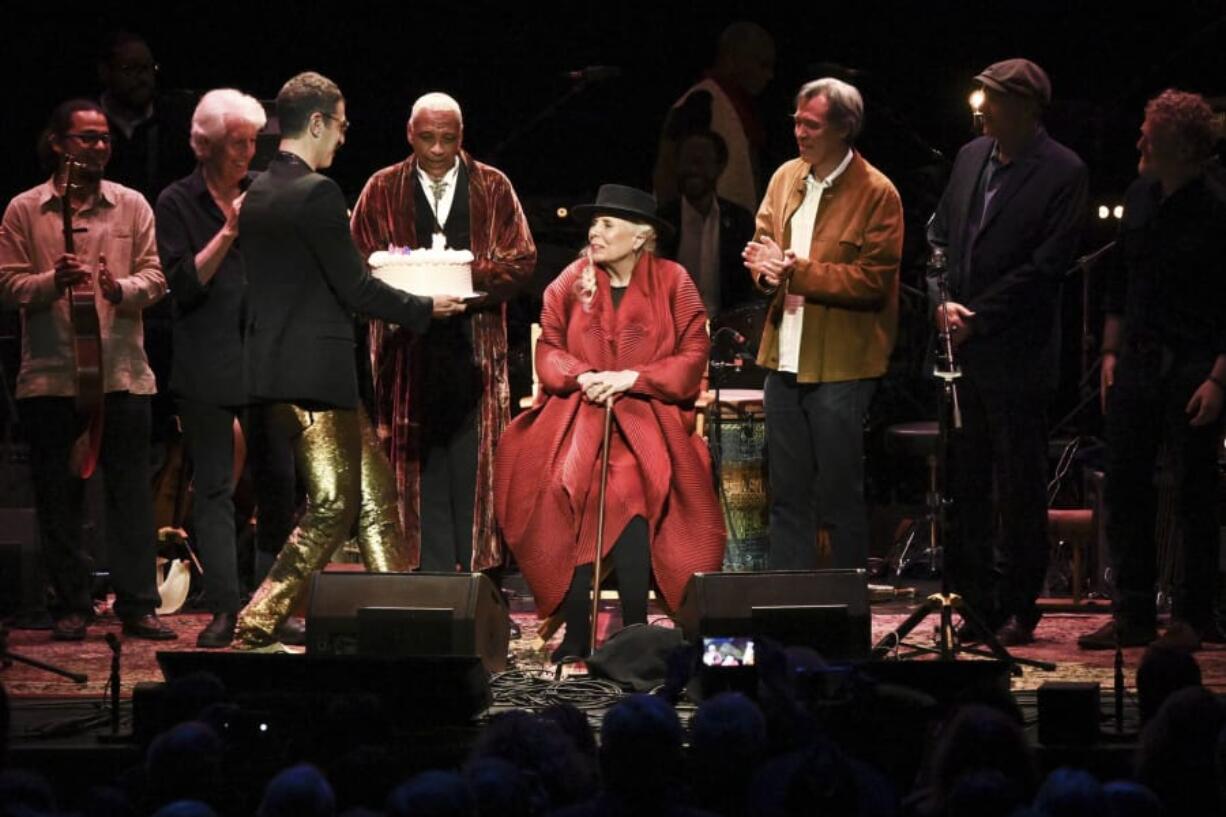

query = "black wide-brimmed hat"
[[571, 184, 674, 236]]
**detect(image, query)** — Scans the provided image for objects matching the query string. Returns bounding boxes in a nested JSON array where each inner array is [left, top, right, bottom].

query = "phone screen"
[[701, 636, 755, 667]]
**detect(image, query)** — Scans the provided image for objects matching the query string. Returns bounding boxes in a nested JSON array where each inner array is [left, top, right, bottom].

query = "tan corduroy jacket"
[[752, 153, 904, 383]]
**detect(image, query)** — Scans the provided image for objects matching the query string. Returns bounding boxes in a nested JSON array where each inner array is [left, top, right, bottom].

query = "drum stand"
[[872, 253, 1055, 674]]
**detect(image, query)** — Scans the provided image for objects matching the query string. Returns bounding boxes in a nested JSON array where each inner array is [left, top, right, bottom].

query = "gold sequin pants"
[[235, 405, 407, 647]]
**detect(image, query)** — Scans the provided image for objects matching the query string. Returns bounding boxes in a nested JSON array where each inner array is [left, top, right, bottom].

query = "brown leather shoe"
[[121, 613, 178, 641], [52, 613, 88, 641]]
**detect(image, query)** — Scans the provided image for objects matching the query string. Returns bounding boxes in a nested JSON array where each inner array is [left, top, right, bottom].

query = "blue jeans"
[[764, 372, 877, 570]]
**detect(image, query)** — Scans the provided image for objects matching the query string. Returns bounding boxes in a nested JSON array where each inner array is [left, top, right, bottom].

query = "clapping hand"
[[743, 237, 795, 289]]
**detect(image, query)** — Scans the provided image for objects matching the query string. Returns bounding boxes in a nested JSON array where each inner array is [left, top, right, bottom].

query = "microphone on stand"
[[563, 66, 622, 83], [105, 632, 121, 736]]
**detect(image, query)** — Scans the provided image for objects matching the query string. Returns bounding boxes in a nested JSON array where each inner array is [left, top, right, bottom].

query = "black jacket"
[[927, 130, 1088, 393], [657, 196, 757, 314], [240, 153, 432, 410]]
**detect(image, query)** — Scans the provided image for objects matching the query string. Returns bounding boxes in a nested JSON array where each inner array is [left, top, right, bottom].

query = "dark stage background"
[[2, 0, 1225, 424]]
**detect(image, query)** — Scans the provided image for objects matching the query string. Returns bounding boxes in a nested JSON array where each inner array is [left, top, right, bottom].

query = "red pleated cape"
[[494, 252, 726, 616]]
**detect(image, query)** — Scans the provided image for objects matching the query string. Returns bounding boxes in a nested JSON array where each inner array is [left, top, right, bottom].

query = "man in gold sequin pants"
[[233, 72, 466, 649]]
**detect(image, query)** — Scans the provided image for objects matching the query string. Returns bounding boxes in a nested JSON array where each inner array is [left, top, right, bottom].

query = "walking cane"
[[589, 398, 614, 656]]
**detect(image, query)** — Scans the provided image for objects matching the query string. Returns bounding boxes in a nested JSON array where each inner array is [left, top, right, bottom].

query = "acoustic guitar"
[[59, 157, 105, 479]]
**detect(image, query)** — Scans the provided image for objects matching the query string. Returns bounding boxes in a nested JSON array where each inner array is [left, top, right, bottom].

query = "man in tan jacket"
[[743, 77, 903, 571]]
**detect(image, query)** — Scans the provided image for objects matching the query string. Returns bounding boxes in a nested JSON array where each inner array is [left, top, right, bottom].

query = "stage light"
[[969, 89, 985, 112], [1098, 205, 1110, 220], [556, 207, 569, 220], [1113, 205, 1124, 219]]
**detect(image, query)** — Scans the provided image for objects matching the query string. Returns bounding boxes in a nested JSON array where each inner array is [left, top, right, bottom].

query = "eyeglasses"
[[318, 112, 350, 134], [65, 132, 112, 145]]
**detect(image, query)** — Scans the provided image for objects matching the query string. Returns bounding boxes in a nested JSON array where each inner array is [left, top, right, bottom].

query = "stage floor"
[[4, 588, 1226, 700]]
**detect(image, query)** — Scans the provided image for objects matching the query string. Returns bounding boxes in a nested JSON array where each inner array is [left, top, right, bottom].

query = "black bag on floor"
[[585, 623, 685, 692]]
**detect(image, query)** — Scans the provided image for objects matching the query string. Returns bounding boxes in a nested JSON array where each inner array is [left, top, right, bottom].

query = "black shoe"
[[550, 640, 590, 664], [121, 613, 178, 641], [196, 612, 237, 649], [274, 617, 306, 646], [995, 615, 1037, 647], [1077, 619, 1156, 651], [52, 613, 88, 641]]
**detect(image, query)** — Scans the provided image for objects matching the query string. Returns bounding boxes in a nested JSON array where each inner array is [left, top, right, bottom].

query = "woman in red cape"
[[494, 185, 726, 661]]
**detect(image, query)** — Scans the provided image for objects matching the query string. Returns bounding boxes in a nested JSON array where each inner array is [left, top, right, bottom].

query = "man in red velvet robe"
[[351, 93, 535, 573]]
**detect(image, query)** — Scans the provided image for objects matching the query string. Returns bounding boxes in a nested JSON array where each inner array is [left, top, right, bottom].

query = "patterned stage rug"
[[5, 605, 1226, 700]]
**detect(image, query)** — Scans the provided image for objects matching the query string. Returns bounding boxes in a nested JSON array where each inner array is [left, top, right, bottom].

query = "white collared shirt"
[[677, 196, 722, 315], [778, 148, 854, 373], [416, 157, 461, 235]]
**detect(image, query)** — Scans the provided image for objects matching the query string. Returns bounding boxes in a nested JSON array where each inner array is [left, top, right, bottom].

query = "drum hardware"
[[707, 328, 769, 572]]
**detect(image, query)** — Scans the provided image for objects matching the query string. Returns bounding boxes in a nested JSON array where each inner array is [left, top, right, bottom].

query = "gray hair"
[[795, 77, 864, 142], [409, 92, 463, 128], [190, 89, 266, 160]]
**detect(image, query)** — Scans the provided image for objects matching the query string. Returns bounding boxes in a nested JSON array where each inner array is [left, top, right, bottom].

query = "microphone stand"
[[1051, 240, 1116, 436], [0, 623, 88, 684], [106, 633, 121, 736], [872, 248, 1055, 673], [491, 76, 607, 162]]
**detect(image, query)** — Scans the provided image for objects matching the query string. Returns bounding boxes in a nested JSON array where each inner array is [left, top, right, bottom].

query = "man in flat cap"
[[926, 58, 1088, 646]]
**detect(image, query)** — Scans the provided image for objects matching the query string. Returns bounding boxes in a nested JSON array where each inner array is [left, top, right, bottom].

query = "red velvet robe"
[[494, 253, 726, 616], [351, 151, 536, 571]]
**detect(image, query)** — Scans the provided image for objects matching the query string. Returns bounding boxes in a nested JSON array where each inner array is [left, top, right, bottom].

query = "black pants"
[[947, 379, 1050, 627], [177, 399, 298, 613], [20, 393, 160, 621], [1106, 348, 1221, 628], [558, 517, 652, 649], [763, 372, 877, 570], [418, 409, 478, 572]]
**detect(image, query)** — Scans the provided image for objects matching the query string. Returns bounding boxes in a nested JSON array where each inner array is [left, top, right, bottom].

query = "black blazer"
[[927, 130, 1088, 393], [657, 196, 757, 313], [240, 154, 432, 410]]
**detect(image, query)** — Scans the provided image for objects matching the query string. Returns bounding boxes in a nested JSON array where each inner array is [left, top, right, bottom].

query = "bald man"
[[352, 92, 536, 575], [653, 21, 775, 212]]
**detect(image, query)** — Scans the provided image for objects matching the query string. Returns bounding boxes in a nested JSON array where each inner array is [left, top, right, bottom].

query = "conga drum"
[[710, 389, 769, 571]]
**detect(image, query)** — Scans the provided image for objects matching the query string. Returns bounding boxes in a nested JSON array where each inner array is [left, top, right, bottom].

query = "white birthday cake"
[[369, 238, 475, 297]]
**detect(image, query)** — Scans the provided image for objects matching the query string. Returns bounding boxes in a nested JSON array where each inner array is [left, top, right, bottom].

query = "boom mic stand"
[[872, 248, 1055, 673], [0, 623, 88, 684]]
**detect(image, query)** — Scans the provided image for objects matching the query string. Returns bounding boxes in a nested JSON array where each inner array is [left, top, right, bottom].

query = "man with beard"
[[0, 99, 173, 642]]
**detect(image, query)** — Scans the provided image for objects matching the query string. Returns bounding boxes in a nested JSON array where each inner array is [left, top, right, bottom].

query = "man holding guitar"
[[0, 99, 174, 642]]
